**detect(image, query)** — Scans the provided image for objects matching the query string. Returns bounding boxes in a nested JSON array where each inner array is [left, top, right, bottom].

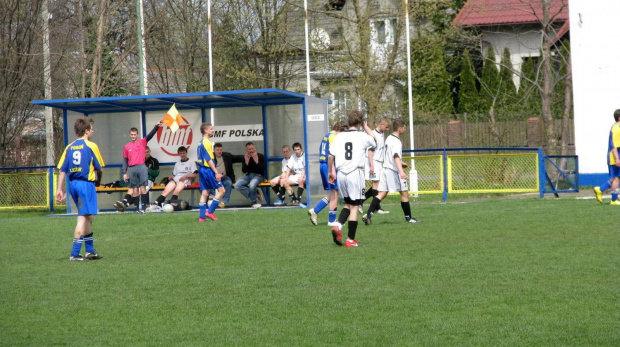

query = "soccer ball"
[[162, 204, 175, 213]]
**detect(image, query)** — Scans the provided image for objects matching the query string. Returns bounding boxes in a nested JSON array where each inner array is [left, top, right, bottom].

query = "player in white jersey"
[[362, 116, 391, 214], [364, 119, 420, 225], [271, 145, 292, 205], [328, 110, 376, 247], [153, 146, 197, 206], [284, 142, 306, 205]]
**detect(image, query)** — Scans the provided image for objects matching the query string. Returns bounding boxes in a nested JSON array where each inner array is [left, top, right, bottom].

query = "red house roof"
[[452, 0, 569, 27]]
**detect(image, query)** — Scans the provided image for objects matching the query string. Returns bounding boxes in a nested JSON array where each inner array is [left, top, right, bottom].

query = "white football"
[[162, 204, 174, 213]]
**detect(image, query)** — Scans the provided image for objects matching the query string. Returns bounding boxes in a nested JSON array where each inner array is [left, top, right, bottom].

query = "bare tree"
[[0, 0, 44, 166]]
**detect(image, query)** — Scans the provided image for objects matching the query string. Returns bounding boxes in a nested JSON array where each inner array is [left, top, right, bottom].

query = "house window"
[[375, 21, 386, 44]]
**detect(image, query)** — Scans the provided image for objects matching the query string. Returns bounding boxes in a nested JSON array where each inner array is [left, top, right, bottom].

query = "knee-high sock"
[[313, 197, 329, 214], [367, 197, 381, 216], [601, 179, 612, 192], [156, 195, 166, 206], [171, 195, 178, 201], [199, 202, 207, 219], [83, 233, 95, 253], [337, 207, 350, 225], [297, 187, 305, 199], [347, 221, 358, 241], [401, 201, 412, 220], [328, 209, 338, 223], [71, 237, 83, 257], [208, 198, 219, 213]]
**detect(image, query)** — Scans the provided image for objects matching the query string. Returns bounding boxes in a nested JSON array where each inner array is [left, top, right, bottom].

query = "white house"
[[452, 0, 569, 87]]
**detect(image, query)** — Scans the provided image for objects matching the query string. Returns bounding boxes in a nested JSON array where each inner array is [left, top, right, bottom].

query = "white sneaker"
[[308, 209, 318, 226], [252, 203, 262, 209], [328, 221, 342, 229], [376, 209, 390, 214]]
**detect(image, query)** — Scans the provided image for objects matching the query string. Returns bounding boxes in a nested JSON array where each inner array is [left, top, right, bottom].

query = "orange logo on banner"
[[156, 116, 193, 156]]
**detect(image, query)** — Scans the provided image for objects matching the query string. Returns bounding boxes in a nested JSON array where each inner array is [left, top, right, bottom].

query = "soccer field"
[[1, 196, 619, 345]]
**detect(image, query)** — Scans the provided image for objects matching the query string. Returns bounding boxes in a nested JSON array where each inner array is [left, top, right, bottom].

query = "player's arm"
[[613, 147, 620, 167], [394, 154, 407, 179], [56, 171, 66, 203], [145, 122, 162, 142], [95, 169, 103, 187], [363, 121, 377, 141], [328, 154, 336, 184], [368, 148, 375, 174], [122, 157, 129, 182]]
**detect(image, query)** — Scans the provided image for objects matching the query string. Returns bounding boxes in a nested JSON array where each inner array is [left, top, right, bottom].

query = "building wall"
[[569, 0, 620, 185]]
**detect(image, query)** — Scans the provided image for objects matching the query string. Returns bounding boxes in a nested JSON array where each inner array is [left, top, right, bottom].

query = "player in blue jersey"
[[594, 109, 620, 204], [196, 122, 224, 221], [308, 120, 347, 226], [56, 117, 105, 261]]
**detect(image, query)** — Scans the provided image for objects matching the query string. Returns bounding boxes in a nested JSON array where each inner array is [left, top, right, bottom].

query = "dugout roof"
[[32, 88, 308, 114]]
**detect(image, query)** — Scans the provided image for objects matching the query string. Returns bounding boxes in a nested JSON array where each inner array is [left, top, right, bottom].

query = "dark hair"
[[292, 142, 302, 150], [214, 143, 223, 149], [614, 109, 620, 122], [74, 117, 93, 137], [392, 119, 405, 132], [177, 146, 188, 153], [347, 110, 364, 127], [245, 142, 255, 147], [129, 127, 139, 133]]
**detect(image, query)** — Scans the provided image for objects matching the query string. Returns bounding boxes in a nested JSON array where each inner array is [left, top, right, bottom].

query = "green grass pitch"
[[1, 196, 619, 345]]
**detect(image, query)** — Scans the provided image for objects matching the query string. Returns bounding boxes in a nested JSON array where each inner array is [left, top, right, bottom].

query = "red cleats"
[[331, 226, 343, 246], [205, 212, 218, 221], [345, 239, 359, 247]]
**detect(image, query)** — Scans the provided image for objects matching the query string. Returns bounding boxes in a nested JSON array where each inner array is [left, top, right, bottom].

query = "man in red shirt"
[[114, 122, 162, 213]]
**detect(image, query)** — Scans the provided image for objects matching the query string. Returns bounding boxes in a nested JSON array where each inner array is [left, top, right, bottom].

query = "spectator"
[[235, 142, 266, 208], [212, 143, 244, 208]]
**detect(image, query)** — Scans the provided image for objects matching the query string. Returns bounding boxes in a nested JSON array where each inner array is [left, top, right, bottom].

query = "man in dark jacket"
[[213, 143, 243, 207], [235, 142, 266, 208]]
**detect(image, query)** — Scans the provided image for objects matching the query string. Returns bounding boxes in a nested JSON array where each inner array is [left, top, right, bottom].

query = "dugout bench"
[[96, 180, 274, 209]]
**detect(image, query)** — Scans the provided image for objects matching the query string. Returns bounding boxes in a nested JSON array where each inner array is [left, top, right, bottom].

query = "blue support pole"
[[442, 149, 448, 202], [538, 147, 545, 198], [49, 166, 55, 212], [301, 98, 310, 207]]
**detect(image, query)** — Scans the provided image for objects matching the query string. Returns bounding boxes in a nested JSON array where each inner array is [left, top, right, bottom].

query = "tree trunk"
[[540, 0, 555, 153], [561, 51, 572, 156]]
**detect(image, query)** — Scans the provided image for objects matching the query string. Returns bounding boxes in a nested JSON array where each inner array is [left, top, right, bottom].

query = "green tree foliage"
[[518, 56, 541, 115], [553, 40, 571, 119], [411, 35, 454, 122], [495, 47, 518, 118], [480, 46, 499, 114], [457, 49, 481, 115]]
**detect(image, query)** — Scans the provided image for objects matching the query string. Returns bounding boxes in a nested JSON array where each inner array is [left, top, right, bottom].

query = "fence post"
[[48, 166, 55, 212], [447, 120, 463, 148], [538, 148, 545, 198], [442, 149, 448, 202]]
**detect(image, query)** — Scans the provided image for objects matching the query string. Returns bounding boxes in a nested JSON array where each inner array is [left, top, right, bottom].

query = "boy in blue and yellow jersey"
[[56, 117, 105, 261], [594, 109, 620, 204], [308, 120, 347, 226], [196, 123, 224, 221]]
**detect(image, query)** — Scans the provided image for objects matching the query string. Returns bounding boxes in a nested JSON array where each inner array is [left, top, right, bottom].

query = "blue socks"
[[612, 190, 618, 202], [601, 180, 612, 192], [83, 233, 95, 254], [71, 238, 83, 257], [328, 209, 337, 223], [208, 199, 219, 214], [199, 202, 207, 219], [314, 197, 329, 214]]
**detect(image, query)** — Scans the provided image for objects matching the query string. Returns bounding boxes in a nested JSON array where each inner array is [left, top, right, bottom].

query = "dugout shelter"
[[33, 89, 330, 212]]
